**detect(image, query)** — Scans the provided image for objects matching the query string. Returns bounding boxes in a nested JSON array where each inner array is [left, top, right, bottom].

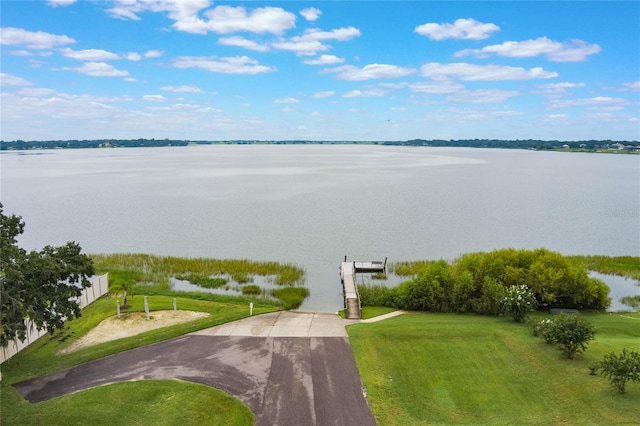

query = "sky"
[[1, 0, 639, 142]]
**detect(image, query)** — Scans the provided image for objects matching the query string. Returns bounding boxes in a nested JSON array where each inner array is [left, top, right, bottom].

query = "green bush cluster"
[[358, 248, 611, 314]]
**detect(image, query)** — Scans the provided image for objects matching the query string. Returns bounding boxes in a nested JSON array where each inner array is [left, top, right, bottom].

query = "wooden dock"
[[340, 257, 387, 319]]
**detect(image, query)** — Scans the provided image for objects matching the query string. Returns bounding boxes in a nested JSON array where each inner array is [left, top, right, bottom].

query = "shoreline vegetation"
[[1, 138, 639, 153], [91, 253, 309, 310], [1, 251, 638, 425], [369, 250, 640, 314]]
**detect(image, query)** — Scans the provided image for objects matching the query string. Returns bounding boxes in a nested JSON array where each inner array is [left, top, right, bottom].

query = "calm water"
[[2, 145, 638, 311]]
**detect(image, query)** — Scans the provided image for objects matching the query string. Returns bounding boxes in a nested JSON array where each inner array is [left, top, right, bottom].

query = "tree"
[[595, 348, 640, 394], [110, 278, 135, 308], [0, 203, 94, 346], [542, 314, 595, 359]]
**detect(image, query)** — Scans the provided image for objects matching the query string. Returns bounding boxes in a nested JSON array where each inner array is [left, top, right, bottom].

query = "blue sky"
[[1, 1, 638, 141]]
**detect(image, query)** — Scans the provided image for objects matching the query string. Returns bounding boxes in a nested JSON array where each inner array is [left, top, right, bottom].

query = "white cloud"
[[143, 94, 166, 102], [0, 27, 75, 49], [106, 2, 296, 35], [17, 88, 58, 96], [391, 107, 407, 111], [60, 48, 120, 61], [455, 37, 601, 62], [415, 18, 499, 40], [274, 97, 300, 103], [205, 5, 296, 35], [301, 27, 361, 42], [126, 52, 142, 61], [144, 50, 163, 58], [273, 27, 361, 56], [160, 85, 203, 93], [343, 89, 386, 98], [550, 96, 630, 108], [538, 82, 586, 89], [622, 81, 640, 91], [9, 50, 33, 56], [67, 62, 130, 77], [272, 39, 328, 56], [47, 0, 77, 7], [304, 55, 344, 65], [59, 47, 161, 62], [218, 36, 269, 52], [409, 81, 464, 94], [447, 89, 519, 104], [300, 7, 322, 21], [172, 56, 275, 74], [312, 90, 336, 98], [325, 64, 416, 81], [420, 63, 558, 81], [535, 82, 585, 96], [0, 73, 34, 86]]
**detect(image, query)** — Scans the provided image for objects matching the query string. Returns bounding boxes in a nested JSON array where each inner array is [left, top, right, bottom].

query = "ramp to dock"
[[341, 262, 360, 319], [340, 257, 386, 319]]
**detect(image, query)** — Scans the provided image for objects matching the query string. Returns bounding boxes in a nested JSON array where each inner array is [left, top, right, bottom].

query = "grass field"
[[1, 295, 276, 425], [348, 311, 640, 425]]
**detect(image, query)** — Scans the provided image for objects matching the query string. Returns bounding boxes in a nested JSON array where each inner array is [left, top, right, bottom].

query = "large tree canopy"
[[0, 203, 94, 347]]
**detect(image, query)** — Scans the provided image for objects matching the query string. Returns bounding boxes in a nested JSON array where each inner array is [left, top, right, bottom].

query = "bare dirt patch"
[[59, 310, 210, 354]]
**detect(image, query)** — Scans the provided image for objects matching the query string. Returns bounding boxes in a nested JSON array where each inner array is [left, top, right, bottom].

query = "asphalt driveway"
[[14, 312, 377, 425]]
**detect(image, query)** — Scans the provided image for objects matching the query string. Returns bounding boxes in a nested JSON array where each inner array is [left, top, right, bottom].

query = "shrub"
[[533, 318, 555, 343], [595, 348, 640, 394], [358, 284, 396, 307], [502, 285, 537, 322], [542, 314, 595, 359]]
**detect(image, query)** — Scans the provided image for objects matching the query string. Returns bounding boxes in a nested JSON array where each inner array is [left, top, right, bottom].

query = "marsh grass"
[[92, 253, 307, 307], [175, 273, 228, 288], [270, 287, 310, 310], [620, 295, 640, 309], [92, 254, 305, 285], [568, 255, 640, 280], [241, 284, 262, 295]]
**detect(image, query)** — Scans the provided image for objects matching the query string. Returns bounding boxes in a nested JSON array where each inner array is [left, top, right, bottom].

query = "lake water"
[[1, 145, 638, 311]]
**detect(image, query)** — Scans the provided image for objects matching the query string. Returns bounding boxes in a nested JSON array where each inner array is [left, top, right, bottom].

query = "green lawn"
[[3, 380, 254, 426], [348, 311, 640, 425], [1, 295, 276, 425]]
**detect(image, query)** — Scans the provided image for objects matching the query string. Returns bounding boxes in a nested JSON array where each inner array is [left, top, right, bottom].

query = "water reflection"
[[590, 272, 640, 312], [170, 275, 281, 301]]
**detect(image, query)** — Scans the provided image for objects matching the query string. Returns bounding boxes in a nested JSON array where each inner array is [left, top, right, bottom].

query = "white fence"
[[0, 273, 109, 365]]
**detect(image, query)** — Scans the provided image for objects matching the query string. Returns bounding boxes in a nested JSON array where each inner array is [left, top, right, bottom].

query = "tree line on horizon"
[[1, 138, 638, 151]]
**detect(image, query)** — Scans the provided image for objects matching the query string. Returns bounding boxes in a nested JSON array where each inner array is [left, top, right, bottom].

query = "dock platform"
[[340, 257, 387, 319]]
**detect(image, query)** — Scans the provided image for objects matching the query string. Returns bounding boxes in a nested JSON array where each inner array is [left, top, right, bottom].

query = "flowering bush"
[[539, 314, 595, 359], [533, 318, 555, 343], [502, 285, 537, 322]]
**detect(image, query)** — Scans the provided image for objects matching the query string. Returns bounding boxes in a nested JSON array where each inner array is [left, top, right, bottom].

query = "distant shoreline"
[[2, 139, 639, 153]]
